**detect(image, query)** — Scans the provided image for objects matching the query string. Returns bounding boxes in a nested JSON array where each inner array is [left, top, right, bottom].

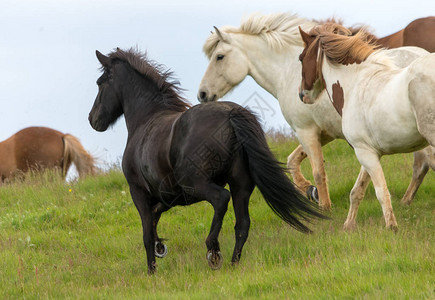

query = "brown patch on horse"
[[331, 81, 344, 116]]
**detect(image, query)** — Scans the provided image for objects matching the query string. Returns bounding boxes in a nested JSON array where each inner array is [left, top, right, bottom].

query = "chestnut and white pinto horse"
[[198, 13, 430, 210], [298, 24, 435, 230]]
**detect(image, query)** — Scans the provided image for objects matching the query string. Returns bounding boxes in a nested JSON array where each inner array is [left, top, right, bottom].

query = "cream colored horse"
[[298, 24, 435, 230], [198, 12, 430, 210]]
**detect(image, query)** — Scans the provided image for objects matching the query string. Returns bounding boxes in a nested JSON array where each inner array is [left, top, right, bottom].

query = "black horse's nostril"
[[299, 91, 305, 102]]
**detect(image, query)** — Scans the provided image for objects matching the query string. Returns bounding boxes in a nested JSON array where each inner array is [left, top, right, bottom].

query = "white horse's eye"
[[217, 54, 225, 61]]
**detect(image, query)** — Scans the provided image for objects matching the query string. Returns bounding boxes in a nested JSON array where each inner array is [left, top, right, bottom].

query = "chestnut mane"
[[306, 23, 378, 85]]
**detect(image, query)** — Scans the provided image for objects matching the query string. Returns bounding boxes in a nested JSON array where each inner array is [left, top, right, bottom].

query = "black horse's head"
[[89, 50, 124, 132]]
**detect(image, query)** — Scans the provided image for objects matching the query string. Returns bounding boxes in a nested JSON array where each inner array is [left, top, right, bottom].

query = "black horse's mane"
[[108, 47, 191, 112]]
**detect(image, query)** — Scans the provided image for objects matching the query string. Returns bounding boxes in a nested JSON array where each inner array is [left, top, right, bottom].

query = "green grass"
[[0, 139, 434, 299]]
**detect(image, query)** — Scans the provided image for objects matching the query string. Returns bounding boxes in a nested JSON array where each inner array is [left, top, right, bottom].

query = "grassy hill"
[[0, 138, 434, 299]]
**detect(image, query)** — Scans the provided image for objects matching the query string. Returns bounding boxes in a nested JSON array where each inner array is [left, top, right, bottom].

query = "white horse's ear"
[[96, 50, 111, 68], [299, 26, 312, 45], [214, 26, 231, 43]]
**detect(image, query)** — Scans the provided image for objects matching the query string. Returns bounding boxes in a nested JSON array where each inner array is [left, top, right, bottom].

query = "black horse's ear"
[[96, 50, 111, 68]]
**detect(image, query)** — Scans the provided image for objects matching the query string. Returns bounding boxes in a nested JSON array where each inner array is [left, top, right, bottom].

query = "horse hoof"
[[307, 185, 319, 204], [387, 224, 399, 233], [155, 241, 168, 258], [206, 250, 223, 270]]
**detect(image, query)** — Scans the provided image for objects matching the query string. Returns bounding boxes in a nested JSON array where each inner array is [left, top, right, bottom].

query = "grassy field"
[[0, 138, 434, 299]]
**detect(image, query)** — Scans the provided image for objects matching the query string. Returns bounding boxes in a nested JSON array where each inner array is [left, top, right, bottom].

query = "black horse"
[[89, 48, 325, 274]]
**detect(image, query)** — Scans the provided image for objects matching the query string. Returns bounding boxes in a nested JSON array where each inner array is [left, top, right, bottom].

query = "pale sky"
[[1, 0, 434, 172]]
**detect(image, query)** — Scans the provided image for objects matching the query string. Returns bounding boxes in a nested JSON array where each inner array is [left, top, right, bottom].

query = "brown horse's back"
[[0, 127, 64, 180], [14, 127, 65, 173], [403, 17, 435, 52], [0, 126, 95, 182]]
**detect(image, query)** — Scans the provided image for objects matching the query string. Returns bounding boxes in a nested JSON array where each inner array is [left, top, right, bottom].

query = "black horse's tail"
[[229, 107, 326, 233]]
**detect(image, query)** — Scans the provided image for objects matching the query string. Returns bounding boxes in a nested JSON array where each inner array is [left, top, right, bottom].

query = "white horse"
[[198, 12, 431, 210], [298, 23, 435, 230]]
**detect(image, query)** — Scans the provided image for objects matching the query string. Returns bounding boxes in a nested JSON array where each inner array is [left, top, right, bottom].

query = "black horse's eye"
[[216, 54, 225, 61]]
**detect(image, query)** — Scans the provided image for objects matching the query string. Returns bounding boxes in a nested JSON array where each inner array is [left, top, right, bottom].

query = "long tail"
[[62, 134, 96, 177], [229, 107, 326, 233]]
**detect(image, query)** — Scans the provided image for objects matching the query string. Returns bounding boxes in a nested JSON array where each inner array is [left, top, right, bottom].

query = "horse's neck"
[[237, 35, 303, 99], [322, 60, 360, 101], [122, 87, 166, 133], [323, 54, 391, 102]]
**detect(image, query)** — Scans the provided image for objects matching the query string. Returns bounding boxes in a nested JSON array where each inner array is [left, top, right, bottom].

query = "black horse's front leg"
[[152, 202, 169, 258], [129, 185, 156, 274]]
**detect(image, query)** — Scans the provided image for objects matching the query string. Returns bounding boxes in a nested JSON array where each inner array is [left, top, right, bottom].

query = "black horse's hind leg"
[[229, 180, 254, 265], [129, 184, 156, 275], [181, 181, 231, 270], [228, 154, 255, 265]]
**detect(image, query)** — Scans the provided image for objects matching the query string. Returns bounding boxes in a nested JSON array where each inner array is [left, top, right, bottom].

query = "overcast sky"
[[1, 0, 434, 171]]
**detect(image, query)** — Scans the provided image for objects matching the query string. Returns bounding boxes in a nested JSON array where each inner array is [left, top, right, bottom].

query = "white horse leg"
[[287, 145, 312, 192], [354, 148, 398, 231], [401, 149, 429, 205], [343, 166, 371, 231], [300, 137, 332, 210]]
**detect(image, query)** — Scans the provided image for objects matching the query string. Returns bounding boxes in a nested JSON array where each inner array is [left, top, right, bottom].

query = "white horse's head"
[[198, 27, 249, 102]]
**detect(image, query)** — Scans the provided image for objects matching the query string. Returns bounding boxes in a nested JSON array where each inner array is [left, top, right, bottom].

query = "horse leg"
[[129, 184, 156, 274], [287, 145, 316, 200], [181, 182, 231, 270], [343, 166, 371, 231], [401, 149, 429, 205], [300, 137, 332, 210], [354, 148, 398, 231], [228, 177, 255, 265], [152, 202, 169, 258]]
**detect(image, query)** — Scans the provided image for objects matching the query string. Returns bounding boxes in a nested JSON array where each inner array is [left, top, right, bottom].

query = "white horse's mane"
[[203, 12, 317, 58], [365, 50, 398, 69]]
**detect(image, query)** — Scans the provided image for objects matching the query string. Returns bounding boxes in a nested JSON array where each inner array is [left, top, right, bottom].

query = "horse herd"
[[2, 12, 435, 274]]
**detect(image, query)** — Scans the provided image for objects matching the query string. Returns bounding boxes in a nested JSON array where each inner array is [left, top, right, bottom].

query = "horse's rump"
[[14, 127, 65, 173], [0, 126, 95, 181]]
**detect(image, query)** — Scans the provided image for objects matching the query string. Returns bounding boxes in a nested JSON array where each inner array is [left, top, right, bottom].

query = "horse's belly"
[[346, 121, 427, 155]]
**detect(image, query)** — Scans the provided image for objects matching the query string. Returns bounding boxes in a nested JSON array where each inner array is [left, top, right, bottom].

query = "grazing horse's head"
[[198, 26, 249, 103], [298, 24, 376, 104], [89, 50, 124, 132]]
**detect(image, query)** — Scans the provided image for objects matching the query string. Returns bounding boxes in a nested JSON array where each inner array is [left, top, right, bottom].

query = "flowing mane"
[[317, 17, 378, 39], [309, 23, 377, 65], [306, 23, 382, 86], [108, 48, 190, 111], [203, 12, 316, 58]]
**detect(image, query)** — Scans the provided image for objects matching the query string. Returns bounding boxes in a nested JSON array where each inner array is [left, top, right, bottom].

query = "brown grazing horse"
[[0, 126, 95, 182]]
